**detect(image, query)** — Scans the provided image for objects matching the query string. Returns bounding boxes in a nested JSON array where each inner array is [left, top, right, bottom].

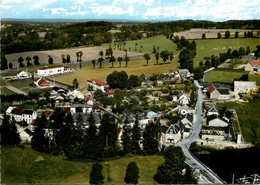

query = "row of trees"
[[203, 31, 256, 39], [31, 108, 161, 159]]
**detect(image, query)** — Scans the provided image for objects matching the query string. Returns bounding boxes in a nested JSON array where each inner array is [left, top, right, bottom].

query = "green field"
[[1, 146, 164, 184], [103, 35, 177, 55], [195, 38, 260, 67], [8, 79, 34, 93], [0, 87, 16, 96], [217, 97, 260, 146], [52, 56, 180, 86]]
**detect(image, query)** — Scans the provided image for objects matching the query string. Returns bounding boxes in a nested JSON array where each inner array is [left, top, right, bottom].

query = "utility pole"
[[232, 173, 234, 184]]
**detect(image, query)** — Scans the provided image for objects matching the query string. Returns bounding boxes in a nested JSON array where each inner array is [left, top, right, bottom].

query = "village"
[[2, 57, 259, 150]]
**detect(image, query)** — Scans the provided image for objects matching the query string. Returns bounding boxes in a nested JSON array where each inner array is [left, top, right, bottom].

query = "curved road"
[[177, 80, 225, 184]]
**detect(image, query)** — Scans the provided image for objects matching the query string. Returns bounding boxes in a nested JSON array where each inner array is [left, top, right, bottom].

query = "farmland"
[[50, 56, 180, 86], [1, 146, 164, 184], [5, 46, 143, 68], [103, 35, 177, 55], [0, 87, 16, 96], [194, 38, 260, 67], [217, 96, 260, 146]]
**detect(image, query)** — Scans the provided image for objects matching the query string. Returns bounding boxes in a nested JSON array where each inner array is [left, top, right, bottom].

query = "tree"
[[124, 56, 129, 67], [152, 45, 157, 54], [18, 56, 24, 67], [235, 31, 239, 38], [1, 54, 8, 70], [92, 59, 96, 68], [154, 146, 197, 184], [26, 56, 32, 66], [202, 33, 206, 39], [99, 50, 104, 58], [160, 50, 169, 64], [66, 54, 71, 63], [142, 121, 160, 155], [155, 52, 160, 65], [193, 67, 204, 80], [107, 70, 128, 89], [169, 52, 174, 62], [135, 43, 138, 51], [128, 75, 141, 89], [61, 54, 66, 64], [130, 116, 141, 154], [89, 163, 104, 185], [124, 162, 140, 184], [48, 55, 53, 64], [217, 32, 221, 39], [0, 114, 21, 145], [205, 59, 211, 69], [9, 63, 13, 69], [239, 47, 246, 56], [244, 32, 248, 38], [232, 49, 239, 58], [76, 51, 83, 69], [140, 45, 143, 52], [246, 46, 251, 55], [33, 55, 40, 65], [121, 120, 131, 154], [31, 117, 46, 152], [117, 57, 123, 68], [73, 78, 79, 89], [109, 56, 116, 68], [225, 31, 230, 38], [144, 53, 151, 66], [98, 57, 104, 68]]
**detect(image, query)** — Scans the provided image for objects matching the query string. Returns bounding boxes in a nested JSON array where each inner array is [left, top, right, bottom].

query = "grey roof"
[[161, 125, 169, 133], [216, 88, 229, 95], [73, 113, 101, 125], [180, 105, 189, 111], [208, 106, 218, 113], [185, 113, 193, 123], [207, 115, 228, 123], [122, 109, 133, 116], [202, 83, 222, 89], [167, 124, 181, 134]]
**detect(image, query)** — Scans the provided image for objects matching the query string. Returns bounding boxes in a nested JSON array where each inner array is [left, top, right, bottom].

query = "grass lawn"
[[204, 69, 246, 84], [194, 38, 260, 67], [249, 74, 260, 86], [1, 146, 164, 184], [217, 97, 260, 146], [0, 87, 16, 96], [8, 79, 34, 93], [103, 35, 177, 55], [51, 56, 180, 86]]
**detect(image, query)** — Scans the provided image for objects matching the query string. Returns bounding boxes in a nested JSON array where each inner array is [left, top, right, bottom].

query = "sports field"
[[50, 55, 180, 86], [1, 146, 164, 184], [103, 35, 177, 55], [194, 38, 260, 67]]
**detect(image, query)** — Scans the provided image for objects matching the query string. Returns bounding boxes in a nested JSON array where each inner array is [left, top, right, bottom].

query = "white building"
[[207, 106, 220, 117], [234, 81, 257, 93], [161, 124, 182, 144], [88, 78, 109, 92], [68, 90, 85, 100], [6, 107, 37, 124], [207, 115, 229, 127], [37, 65, 73, 77], [17, 70, 29, 79]]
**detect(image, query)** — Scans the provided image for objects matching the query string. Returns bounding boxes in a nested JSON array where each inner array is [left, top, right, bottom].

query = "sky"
[[1, 0, 260, 21]]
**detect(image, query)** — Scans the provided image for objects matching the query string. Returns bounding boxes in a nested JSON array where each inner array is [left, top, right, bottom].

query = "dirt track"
[[6, 46, 143, 68]]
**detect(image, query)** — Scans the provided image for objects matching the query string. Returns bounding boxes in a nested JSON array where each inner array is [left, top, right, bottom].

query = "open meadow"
[[204, 69, 260, 85], [103, 35, 177, 55], [50, 56, 180, 86], [217, 96, 260, 146], [1, 146, 164, 184], [194, 38, 260, 67]]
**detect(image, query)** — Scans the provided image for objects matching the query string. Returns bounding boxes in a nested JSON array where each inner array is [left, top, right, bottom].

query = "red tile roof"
[[208, 84, 216, 94], [249, 60, 260, 66], [11, 108, 24, 115], [93, 104, 100, 110], [64, 66, 70, 69], [17, 70, 23, 74], [38, 65, 64, 70], [24, 128, 33, 136], [85, 97, 91, 103], [116, 127, 122, 136], [31, 119, 36, 126], [45, 112, 52, 118], [88, 78, 109, 87], [64, 107, 70, 112], [38, 79, 50, 86], [34, 77, 40, 82], [104, 92, 114, 96]]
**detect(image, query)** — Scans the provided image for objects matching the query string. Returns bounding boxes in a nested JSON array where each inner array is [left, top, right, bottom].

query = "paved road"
[[6, 85, 28, 95], [177, 80, 225, 184]]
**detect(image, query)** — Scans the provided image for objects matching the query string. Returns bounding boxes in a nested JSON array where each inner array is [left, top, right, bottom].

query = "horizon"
[[1, 0, 260, 21]]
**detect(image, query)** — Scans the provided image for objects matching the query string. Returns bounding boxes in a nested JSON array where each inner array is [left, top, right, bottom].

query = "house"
[[180, 113, 193, 128], [147, 111, 158, 119], [202, 83, 222, 93], [104, 91, 114, 97], [179, 69, 190, 78], [207, 106, 219, 116], [19, 128, 33, 142], [208, 84, 230, 100], [88, 78, 109, 92], [207, 115, 229, 127], [234, 81, 257, 93], [121, 109, 135, 124], [37, 65, 73, 77], [70, 104, 93, 114], [178, 92, 189, 105], [6, 107, 37, 124], [34, 77, 50, 88], [245, 60, 260, 73], [68, 90, 85, 100], [160, 124, 182, 144], [85, 97, 94, 105], [180, 105, 189, 115], [17, 70, 29, 79]]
